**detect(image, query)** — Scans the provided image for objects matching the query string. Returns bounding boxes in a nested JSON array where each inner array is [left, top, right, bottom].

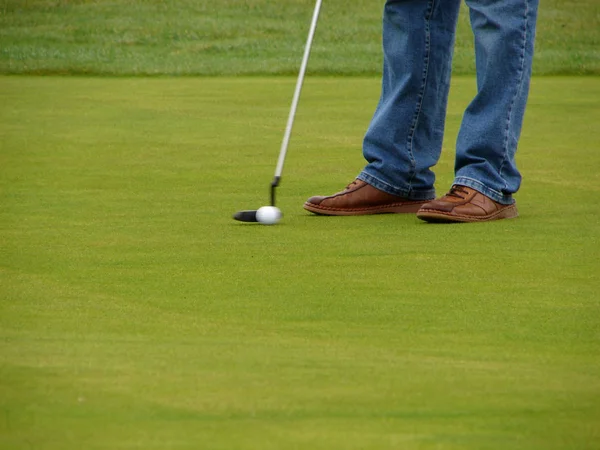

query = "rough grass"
[[0, 0, 599, 75], [1, 75, 599, 449]]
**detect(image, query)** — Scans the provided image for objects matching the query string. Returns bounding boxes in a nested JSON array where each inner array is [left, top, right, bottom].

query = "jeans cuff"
[[358, 171, 436, 201], [453, 177, 515, 205]]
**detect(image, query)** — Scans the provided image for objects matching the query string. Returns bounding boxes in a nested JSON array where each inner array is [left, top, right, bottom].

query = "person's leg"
[[359, 0, 462, 200], [416, 0, 538, 223], [453, 0, 539, 204], [304, 0, 462, 216]]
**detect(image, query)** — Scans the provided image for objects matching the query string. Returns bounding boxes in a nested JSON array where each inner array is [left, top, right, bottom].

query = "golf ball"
[[256, 206, 282, 225]]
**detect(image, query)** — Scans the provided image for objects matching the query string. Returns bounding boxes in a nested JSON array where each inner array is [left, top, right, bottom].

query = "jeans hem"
[[453, 177, 515, 205], [358, 171, 436, 201]]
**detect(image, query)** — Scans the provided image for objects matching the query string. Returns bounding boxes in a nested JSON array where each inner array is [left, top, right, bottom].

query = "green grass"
[[1, 75, 599, 449], [1, 0, 599, 76]]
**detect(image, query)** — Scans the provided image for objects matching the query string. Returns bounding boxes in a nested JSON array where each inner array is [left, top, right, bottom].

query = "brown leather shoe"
[[416, 185, 518, 223], [304, 179, 429, 216]]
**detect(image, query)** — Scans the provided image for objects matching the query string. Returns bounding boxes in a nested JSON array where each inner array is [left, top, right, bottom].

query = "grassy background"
[[1, 75, 599, 449], [1, 0, 600, 448], [1, 0, 599, 76]]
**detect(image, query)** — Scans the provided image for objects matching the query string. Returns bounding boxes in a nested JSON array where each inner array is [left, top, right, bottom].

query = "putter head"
[[233, 210, 258, 222]]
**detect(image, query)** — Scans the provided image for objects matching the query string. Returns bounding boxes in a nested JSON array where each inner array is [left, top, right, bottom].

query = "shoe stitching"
[[306, 200, 429, 212], [418, 204, 517, 221]]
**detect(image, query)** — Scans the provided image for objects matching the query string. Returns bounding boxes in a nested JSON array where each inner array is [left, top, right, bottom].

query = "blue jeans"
[[358, 0, 539, 204]]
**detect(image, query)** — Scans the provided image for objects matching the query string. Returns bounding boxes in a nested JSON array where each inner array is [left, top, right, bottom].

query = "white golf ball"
[[256, 206, 282, 225]]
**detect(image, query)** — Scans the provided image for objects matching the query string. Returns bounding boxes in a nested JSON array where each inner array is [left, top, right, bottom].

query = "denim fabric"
[[359, 0, 539, 204]]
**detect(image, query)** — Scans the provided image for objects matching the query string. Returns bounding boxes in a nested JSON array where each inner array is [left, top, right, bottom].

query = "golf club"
[[233, 0, 323, 223]]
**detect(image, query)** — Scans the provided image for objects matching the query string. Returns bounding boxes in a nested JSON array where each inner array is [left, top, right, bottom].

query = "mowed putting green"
[[1, 76, 599, 449]]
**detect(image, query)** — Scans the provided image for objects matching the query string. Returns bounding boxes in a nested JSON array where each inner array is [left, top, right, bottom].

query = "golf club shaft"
[[271, 0, 322, 201]]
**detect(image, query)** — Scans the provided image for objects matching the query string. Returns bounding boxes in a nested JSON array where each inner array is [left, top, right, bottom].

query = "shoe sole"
[[304, 201, 428, 216], [416, 204, 519, 223]]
